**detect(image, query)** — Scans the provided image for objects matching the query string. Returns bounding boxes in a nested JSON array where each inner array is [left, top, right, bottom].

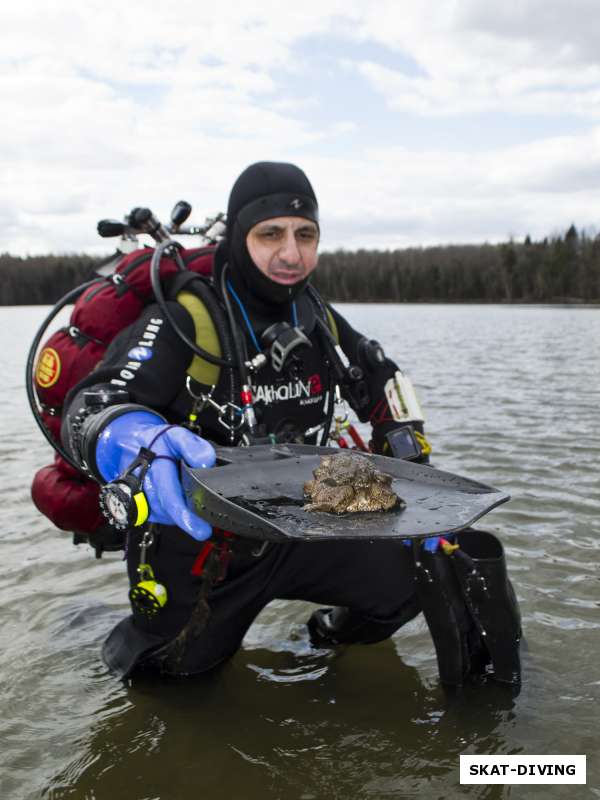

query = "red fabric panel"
[[31, 456, 105, 533], [34, 329, 106, 410], [184, 249, 214, 276], [40, 410, 62, 444]]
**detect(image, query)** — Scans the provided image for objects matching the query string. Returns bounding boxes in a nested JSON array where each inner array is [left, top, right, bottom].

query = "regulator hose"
[[149, 240, 236, 369], [25, 277, 105, 469]]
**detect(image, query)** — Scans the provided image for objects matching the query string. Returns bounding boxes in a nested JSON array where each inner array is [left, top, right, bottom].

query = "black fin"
[[452, 530, 522, 686], [416, 545, 488, 686]]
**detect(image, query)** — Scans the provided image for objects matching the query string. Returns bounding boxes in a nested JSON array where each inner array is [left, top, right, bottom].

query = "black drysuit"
[[63, 279, 424, 677]]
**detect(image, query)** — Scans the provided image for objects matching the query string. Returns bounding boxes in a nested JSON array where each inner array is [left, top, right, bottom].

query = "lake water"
[[1, 304, 599, 800]]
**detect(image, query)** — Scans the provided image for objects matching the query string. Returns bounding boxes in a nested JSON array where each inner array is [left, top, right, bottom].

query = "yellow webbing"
[[325, 307, 339, 344], [133, 492, 149, 527], [414, 429, 432, 456], [176, 290, 222, 387]]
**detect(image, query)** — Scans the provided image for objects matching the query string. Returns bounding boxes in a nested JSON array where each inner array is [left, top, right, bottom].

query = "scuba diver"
[[52, 161, 520, 683]]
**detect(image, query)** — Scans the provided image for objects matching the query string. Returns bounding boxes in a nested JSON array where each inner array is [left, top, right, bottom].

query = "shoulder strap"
[[324, 305, 339, 344], [176, 289, 222, 387], [165, 271, 226, 388], [306, 285, 339, 344]]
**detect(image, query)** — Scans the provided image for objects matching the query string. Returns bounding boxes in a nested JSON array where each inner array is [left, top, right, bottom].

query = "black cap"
[[227, 162, 319, 239]]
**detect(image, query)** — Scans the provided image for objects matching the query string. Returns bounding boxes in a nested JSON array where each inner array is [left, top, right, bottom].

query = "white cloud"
[[346, 1, 600, 117], [2, 1, 600, 253], [312, 128, 600, 248], [355, 59, 600, 118]]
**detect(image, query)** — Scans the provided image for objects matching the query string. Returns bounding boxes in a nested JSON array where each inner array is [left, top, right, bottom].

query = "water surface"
[[1, 304, 598, 799]]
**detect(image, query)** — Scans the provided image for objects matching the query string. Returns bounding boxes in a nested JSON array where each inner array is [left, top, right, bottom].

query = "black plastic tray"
[[181, 444, 509, 542]]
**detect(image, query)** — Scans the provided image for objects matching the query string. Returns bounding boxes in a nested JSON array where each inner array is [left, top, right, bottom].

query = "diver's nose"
[[278, 229, 302, 265]]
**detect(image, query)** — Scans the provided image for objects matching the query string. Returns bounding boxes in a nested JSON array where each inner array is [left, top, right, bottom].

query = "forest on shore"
[[1, 225, 598, 305]]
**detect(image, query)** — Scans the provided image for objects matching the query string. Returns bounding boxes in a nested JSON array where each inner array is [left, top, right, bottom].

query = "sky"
[[3, 0, 600, 254]]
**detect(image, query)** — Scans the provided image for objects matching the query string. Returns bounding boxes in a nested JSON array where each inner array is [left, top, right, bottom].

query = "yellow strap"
[[414, 429, 432, 456], [133, 492, 149, 527], [177, 290, 222, 387], [324, 306, 339, 344]]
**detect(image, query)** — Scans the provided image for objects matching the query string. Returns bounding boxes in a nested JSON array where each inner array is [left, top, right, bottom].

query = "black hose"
[[25, 278, 105, 470], [149, 241, 235, 368], [319, 375, 336, 446], [219, 264, 250, 387], [305, 287, 338, 446], [149, 240, 240, 438]]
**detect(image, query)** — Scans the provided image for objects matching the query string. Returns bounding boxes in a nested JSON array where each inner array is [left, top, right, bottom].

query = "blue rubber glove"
[[95, 410, 215, 540]]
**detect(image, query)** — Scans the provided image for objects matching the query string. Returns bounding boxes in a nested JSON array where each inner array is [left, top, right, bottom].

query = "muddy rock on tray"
[[303, 451, 403, 514]]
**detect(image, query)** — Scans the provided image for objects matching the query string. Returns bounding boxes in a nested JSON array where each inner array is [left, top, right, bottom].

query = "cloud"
[[355, 59, 600, 118], [311, 127, 600, 247], [456, 0, 600, 67], [335, 2, 600, 118], [2, 1, 600, 253]]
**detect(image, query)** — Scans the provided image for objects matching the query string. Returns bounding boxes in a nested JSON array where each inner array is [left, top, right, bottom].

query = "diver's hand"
[[95, 411, 215, 540]]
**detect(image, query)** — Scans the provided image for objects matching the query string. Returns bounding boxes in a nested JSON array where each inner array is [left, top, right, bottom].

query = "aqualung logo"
[[111, 318, 163, 388], [128, 346, 153, 362], [254, 373, 323, 405]]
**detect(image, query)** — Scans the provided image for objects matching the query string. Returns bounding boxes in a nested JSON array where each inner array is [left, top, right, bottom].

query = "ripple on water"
[[2, 304, 600, 800]]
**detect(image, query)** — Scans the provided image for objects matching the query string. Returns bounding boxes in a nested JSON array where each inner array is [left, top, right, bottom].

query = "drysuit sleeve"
[[61, 301, 196, 473], [326, 304, 431, 462]]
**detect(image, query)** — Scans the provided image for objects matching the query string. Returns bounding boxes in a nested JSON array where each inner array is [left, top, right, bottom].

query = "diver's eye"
[[297, 229, 318, 242]]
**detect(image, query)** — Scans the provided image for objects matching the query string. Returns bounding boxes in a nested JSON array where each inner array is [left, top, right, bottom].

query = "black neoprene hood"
[[225, 161, 320, 306], [227, 161, 319, 238]]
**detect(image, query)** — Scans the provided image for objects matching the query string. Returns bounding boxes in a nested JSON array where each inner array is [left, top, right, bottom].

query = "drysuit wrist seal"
[[78, 403, 165, 481]]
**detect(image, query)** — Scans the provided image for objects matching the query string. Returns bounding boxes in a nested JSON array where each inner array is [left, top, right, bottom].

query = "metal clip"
[[186, 376, 210, 402], [245, 353, 267, 373], [138, 528, 155, 570], [333, 386, 350, 422], [184, 380, 244, 432], [217, 402, 245, 432], [304, 421, 326, 438]]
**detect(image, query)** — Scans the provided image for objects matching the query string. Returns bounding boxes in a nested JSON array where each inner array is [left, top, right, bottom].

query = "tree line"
[[2, 226, 599, 305]]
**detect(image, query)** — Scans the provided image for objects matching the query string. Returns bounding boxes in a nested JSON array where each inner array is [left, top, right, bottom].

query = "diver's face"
[[246, 216, 319, 285]]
